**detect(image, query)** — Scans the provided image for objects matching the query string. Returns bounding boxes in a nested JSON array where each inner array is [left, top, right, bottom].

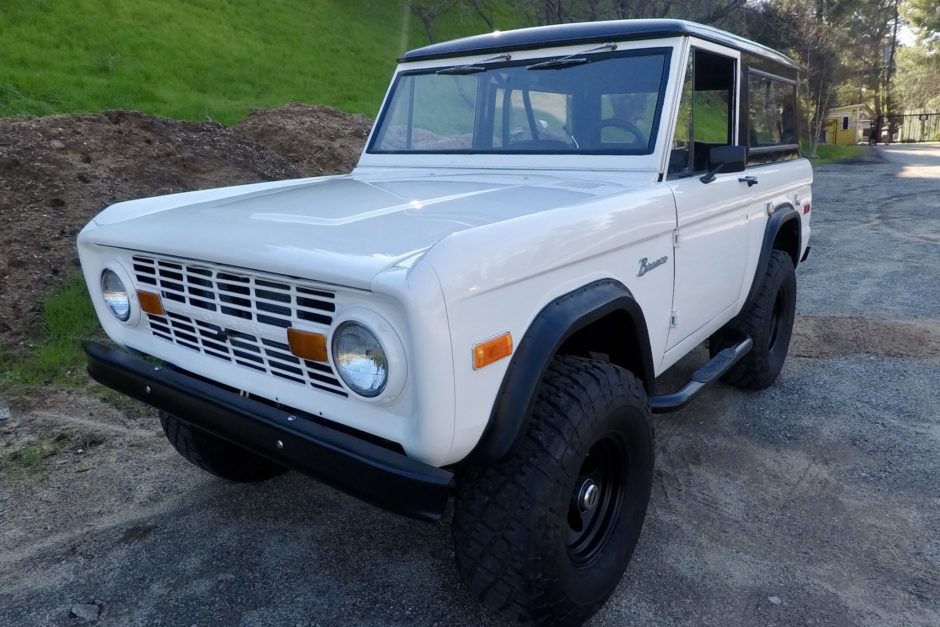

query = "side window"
[[694, 78, 731, 145], [746, 72, 797, 148], [669, 48, 736, 176]]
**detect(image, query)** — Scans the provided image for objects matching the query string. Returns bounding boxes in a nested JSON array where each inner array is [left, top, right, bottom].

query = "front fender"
[[470, 279, 654, 463]]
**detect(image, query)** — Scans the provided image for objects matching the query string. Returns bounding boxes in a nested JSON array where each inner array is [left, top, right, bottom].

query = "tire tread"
[[454, 356, 652, 625], [712, 249, 796, 390], [159, 411, 285, 483]]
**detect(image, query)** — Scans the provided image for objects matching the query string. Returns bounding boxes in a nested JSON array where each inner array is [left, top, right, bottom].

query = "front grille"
[[131, 254, 347, 397], [132, 255, 335, 328]]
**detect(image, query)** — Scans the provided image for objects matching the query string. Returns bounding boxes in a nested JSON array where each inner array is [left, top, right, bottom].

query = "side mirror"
[[700, 145, 747, 183]]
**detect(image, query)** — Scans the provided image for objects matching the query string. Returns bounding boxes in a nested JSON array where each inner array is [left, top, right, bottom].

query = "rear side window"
[[747, 72, 797, 148]]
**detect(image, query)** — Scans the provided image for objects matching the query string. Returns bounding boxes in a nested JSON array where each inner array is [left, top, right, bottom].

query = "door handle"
[[738, 176, 759, 187]]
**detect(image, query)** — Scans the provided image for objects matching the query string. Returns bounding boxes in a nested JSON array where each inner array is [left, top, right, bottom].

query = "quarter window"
[[746, 72, 797, 148]]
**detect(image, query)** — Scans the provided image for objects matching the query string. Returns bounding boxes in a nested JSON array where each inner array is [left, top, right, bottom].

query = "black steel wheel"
[[454, 356, 654, 626], [567, 434, 628, 565]]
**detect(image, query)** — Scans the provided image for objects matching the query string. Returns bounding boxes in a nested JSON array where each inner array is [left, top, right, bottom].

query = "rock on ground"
[[68, 602, 102, 622]]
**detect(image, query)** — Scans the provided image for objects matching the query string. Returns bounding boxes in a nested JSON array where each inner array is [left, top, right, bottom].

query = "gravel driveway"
[[2, 147, 938, 626]]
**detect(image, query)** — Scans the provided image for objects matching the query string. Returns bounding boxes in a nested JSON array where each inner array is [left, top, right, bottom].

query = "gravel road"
[[2, 147, 939, 626]]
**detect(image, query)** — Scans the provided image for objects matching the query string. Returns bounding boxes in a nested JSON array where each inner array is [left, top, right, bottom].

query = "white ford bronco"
[[79, 19, 812, 626]]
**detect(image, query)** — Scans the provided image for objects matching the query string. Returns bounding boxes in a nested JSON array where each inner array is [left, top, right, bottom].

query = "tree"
[[906, 0, 940, 36], [842, 1, 902, 138], [743, 0, 856, 156], [896, 45, 940, 110], [746, 0, 912, 151], [410, 0, 459, 43], [900, 0, 940, 112], [462, 0, 497, 30]]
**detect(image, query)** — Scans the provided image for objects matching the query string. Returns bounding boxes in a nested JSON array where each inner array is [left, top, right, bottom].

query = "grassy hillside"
[[0, 0, 520, 124]]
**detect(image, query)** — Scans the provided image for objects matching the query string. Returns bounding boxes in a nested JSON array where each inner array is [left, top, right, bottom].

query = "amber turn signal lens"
[[473, 332, 513, 370], [136, 290, 165, 316], [287, 328, 329, 362]]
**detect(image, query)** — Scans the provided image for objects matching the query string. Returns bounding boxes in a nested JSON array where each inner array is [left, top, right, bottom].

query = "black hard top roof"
[[400, 19, 798, 69]]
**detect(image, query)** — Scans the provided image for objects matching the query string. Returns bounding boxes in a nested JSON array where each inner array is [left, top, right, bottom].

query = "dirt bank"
[[0, 105, 371, 352], [234, 104, 372, 177]]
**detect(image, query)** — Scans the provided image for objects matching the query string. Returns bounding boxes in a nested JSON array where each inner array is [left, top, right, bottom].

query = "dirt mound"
[[234, 104, 372, 176], [0, 106, 372, 352], [791, 315, 940, 359]]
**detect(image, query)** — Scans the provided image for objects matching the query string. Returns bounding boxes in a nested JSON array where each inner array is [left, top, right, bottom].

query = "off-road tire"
[[710, 249, 796, 389], [159, 411, 286, 482], [454, 356, 654, 626]]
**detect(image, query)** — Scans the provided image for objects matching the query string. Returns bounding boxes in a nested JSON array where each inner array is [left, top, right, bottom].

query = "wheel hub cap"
[[578, 479, 600, 512]]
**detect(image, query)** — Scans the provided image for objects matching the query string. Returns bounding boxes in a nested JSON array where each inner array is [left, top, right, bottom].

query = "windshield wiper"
[[436, 53, 511, 75], [527, 42, 617, 70]]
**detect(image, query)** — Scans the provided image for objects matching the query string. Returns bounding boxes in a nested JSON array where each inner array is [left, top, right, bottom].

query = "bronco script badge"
[[637, 255, 668, 277]]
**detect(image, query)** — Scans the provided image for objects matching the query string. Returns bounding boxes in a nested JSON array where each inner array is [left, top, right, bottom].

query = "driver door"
[[665, 45, 755, 354]]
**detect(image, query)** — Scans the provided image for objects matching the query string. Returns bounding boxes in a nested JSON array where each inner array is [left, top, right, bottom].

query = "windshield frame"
[[366, 47, 673, 157]]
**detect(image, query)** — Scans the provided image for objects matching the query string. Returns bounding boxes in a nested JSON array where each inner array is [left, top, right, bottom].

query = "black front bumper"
[[84, 342, 453, 521]]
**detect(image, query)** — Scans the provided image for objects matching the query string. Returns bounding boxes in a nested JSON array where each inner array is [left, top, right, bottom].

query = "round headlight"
[[100, 269, 131, 322], [332, 321, 388, 397]]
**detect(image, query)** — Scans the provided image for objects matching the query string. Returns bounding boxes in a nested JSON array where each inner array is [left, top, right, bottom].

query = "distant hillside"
[[0, 0, 520, 124]]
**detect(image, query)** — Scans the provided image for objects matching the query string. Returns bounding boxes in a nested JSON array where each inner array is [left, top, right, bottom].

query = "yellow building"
[[825, 104, 870, 145]]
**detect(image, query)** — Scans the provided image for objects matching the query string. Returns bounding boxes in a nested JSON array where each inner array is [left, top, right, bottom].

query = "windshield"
[[369, 49, 671, 155]]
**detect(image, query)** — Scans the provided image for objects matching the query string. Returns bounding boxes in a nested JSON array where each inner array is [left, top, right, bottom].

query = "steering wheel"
[[589, 118, 648, 147]]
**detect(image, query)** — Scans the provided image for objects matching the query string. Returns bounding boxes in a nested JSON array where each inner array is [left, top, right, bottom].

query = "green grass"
[[0, 1, 523, 395], [0, 275, 150, 416], [0, 0, 522, 124], [1, 276, 101, 390], [0, 438, 63, 479], [802, 142, 867, 164]]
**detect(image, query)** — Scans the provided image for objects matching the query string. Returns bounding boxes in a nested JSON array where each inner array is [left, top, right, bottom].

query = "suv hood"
[[86, 172, 650, 289]]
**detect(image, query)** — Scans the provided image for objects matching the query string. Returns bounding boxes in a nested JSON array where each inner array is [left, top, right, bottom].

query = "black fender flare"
[[741, 204, 801, 313], [469, 279, 655, 464]]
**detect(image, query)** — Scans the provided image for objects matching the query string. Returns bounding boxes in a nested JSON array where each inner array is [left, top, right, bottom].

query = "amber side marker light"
[[136, 290, 165, 316], [473, 332, 513, 370], [287, 328, 329, 362]]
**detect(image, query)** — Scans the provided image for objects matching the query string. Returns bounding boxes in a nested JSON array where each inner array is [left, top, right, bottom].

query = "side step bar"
[[649, 336, 753, 414]]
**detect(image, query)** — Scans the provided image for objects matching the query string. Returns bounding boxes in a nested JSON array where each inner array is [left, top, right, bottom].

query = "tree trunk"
[[885, 0, 901, 119], [420, 15, 436, 43], [809, 84, 829, 159]]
